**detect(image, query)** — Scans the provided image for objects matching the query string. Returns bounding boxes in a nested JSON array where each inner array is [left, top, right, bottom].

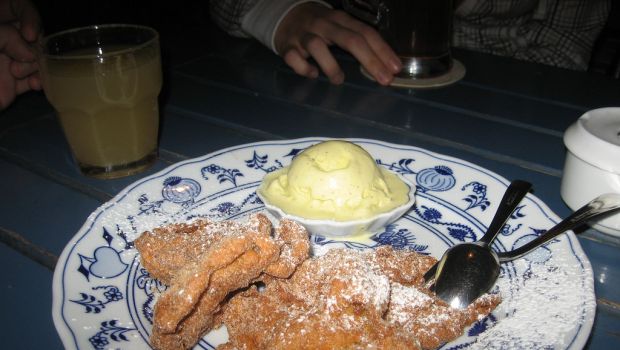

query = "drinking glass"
[[343, 0, 454, 79], [39, 24, 162, 179]]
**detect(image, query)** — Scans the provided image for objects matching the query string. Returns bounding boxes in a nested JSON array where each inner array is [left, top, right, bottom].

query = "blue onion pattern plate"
[[52, 138, 595, 350]]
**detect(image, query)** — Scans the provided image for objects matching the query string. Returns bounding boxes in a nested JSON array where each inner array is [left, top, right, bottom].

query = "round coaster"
[[361, 59, 466, 89]]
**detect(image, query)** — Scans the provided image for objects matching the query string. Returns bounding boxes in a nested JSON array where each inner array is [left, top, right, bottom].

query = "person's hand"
[[0, 0, 42, 109], [274, 2, 401, 85]]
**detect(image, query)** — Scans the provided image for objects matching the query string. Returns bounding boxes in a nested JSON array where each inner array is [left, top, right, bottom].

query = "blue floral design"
[[448, 227, 476, 241], [205, 192, 262, 218], [511, 205, 527, 220], [443, 343, 476, 350], [88, 320, 135, 350], [462, 181, 491, 211], [103, 287, 123, 302], [135, 268, 167, 324], [375, 159, 456, 193], [246, 151, 275, 172], [377, 158, 417, 175], [371, 225, 429, 253], [78, 228, 128, 281], [311, 225, 429, 254], [442, 315, 498, 349], [89, 334, 108, 349], [201, 164, 244, 187], [420, 206, 442, 222], [245, 148, 303, 173], [70, 286, 123, 314], [468, 314, 498, 336], [162, 176, 201, 204], [57, 141, 593, 350], [416, 166, 456, 192], [136, 268, 168, 324], [136, 194, 164, 216], [500, 222, 523, 237], [413, 205, 476, 242]]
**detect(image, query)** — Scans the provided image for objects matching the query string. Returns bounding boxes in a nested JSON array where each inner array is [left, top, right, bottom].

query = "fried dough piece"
[[134, 214, 310, 350], [263, 219, 310, 278], [134, 215, 271, 285], [387, 283, 500, 349], [218, 247, 501, 350], [218, 248, 421, 349], [371, 245, 437, 286]]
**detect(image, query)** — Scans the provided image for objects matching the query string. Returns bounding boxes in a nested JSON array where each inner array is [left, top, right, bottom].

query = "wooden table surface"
[[1, 19, 619, 349]]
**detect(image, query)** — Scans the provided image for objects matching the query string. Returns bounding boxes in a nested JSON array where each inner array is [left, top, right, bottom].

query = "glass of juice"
[[39, 24, 162, 179]]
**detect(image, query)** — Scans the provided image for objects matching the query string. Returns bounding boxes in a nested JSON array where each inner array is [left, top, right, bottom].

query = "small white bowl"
[[257, 173, 416, 237], [561, 107, 620, 236]]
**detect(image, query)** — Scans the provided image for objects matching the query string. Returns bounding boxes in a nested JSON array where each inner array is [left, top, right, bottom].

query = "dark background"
[[30, 0, 219, 108], [31, 0, 620, 78], [32, 0, 210, 36]]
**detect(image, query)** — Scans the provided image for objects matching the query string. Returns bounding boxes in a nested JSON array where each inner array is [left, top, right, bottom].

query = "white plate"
[[52, 138, 595, 350]]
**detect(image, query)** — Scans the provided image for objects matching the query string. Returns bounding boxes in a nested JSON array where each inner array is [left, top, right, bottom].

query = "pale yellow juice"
[[41, 42, 162, 177]]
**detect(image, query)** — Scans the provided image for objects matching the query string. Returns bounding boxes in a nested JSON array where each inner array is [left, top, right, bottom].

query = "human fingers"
[[14, 74, 31, 94], [10, 0, 42, 42], [10, 58, 37, 78], [282, 48, 320, 79], [0, 55, 17, 109], [275, 3, 393, 85], [0, 24, 35, 61], [28, 71, 40, 90], [295, 9, 394, 85], [332, 11, 402, 74], [301, 34, 344, 85], [320, 16, 394, 85]]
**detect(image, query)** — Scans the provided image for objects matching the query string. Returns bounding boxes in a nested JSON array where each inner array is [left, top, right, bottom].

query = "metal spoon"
[[423, 179, 532, 283], [432, 193, 620, 309]]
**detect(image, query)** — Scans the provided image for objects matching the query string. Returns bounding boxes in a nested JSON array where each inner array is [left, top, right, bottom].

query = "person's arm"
[[210, 0, 401, 85], [209, 0, 260, 40], [0, 0, 42, 109], [454, 0, 611, 71]]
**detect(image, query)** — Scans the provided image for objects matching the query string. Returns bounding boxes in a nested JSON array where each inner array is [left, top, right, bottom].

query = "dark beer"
[[379, 0, 453, 78], [344, 0, 454, 79]]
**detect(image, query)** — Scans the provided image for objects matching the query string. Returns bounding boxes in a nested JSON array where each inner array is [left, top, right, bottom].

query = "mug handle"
[[342, 0, 382, 25]]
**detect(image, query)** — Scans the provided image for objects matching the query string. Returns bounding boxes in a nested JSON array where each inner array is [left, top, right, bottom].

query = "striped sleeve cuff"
[[241, 0, 332, 54]]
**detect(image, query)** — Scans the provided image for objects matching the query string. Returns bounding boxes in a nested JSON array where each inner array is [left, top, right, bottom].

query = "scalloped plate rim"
[[51, 137, 595, 350]]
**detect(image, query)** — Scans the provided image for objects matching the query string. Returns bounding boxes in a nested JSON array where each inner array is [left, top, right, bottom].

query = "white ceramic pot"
[[561, 107, 620, 236]]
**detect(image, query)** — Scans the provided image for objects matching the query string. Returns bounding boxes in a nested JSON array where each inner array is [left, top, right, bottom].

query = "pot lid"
[[563, 107, 620, 174]]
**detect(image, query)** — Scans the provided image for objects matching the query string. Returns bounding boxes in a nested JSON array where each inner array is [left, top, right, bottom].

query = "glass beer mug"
[[343, 0, 454, 79]]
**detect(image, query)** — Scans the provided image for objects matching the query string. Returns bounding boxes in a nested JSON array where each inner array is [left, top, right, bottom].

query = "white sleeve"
[[241, 0, 332, 54]]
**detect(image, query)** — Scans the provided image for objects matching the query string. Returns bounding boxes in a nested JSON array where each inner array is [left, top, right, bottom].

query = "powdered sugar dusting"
[[470, 248, 595, 349], [389, 283, 435, 324], [133, 209, 594, 349], [56, 139, 597, 350], [219, 246, 500, 349], [304, 235, 594, 349]]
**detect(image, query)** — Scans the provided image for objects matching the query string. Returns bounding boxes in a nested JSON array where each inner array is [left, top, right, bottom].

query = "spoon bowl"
[[432, 193, 620, 309], [433, 242, 500, 308], [424, 179, 532, 282]]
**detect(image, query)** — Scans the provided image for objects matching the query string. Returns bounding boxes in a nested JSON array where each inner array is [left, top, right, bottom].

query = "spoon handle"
[[478, 180, 532, 245], [498, 193, 620, 262], [423, 179, 531, 283]]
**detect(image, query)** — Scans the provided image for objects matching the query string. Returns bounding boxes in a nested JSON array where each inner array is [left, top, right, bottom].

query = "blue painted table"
[[1, 20, 619, 349]]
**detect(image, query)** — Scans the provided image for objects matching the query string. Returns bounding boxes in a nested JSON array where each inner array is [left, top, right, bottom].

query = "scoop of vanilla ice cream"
[[258, 140, 410, 221]]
